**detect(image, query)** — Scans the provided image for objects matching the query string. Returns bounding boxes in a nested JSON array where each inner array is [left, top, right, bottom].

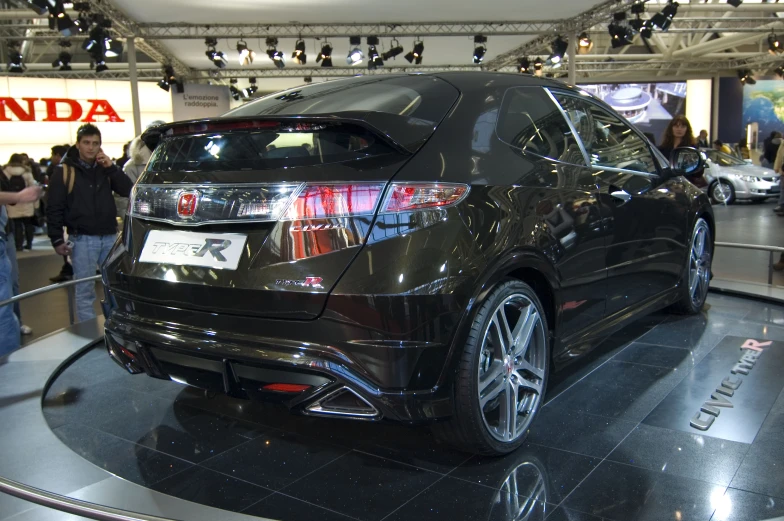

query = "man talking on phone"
[[47, 123, 134, 322]]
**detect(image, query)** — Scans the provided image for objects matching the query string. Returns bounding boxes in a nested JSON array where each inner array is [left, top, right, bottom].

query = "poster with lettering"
[[171, 84, 231, 122]]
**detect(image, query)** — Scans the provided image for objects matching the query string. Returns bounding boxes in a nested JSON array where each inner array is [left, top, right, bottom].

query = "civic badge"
[[177, 190, 200, 218]]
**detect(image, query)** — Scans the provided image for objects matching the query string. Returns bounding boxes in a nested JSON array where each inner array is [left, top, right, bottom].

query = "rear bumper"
[[103, 296, 460, 423]]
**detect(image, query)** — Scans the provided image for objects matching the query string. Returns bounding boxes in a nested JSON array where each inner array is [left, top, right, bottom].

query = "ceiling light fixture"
[[242, 77, 258, 98], [347, 36, 364, 65], [519, 57, 531, 74], [650, 1, 678, 32], [205, 37, 227, 68], [473, 35, 488, 64], [548, 36, 568, 67], [775, 66, 784, 78], [738, 69, 756, 85], [609, 13, 635, 48], [229, 78, 242, 101], [405, 40, 424, 65], [52, 40, 72, 70], [533, 56, 543, 77], [8, 41, 24, 73], [769, 33, 782, 54], [317, 42, 333, 67], [292, 39, 307, 65], [727, 0, 742, 7]]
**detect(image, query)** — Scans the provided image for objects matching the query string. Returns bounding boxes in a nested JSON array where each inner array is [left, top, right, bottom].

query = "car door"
[[494, 86, 608, 340], [550, 91, 686, 316]]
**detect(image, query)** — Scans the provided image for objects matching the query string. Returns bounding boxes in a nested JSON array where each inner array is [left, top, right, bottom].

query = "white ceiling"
[[114, 0, 602, 24]]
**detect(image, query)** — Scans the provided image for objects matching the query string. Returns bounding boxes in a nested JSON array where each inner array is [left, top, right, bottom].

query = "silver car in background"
[[702, 149, 780, 204]]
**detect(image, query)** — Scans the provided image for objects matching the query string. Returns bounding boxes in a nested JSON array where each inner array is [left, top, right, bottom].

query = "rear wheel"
[[434, 280, 549, 455], [671, 218, 712, 314]]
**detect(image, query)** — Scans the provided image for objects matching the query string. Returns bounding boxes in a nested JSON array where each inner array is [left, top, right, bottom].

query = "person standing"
[[0, 186, 42, 356], [46, 124, 134, 323], [697, 129, 710, 149], [116, 136, 152, 220], [762, 131, 782, 169], [46, 145, 74, 283], [658, 115, 696, 159], [3, 154, 38, 251]]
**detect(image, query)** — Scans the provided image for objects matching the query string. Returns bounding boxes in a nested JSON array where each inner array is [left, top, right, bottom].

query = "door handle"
[[609, 187, 632, 205]]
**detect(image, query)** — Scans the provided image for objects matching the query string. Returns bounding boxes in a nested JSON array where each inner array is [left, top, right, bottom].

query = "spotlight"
[[367, 36, 383, 69], [47, 1, 78, 36], [548, 36, 568, 67], [473, 35, 487, 64], [775, 66, 784, 78], [205, 37, 227, 68], [229, 78, 241, 101], [769, 33, 782, 54], [266, 37, 284, 68], [533, 56, 543, 77], [577, 32, 593, 54], [609, 21, 634, 48], [317, 43, 333, 67], [242, 77, 258, 98], [8, 41, 24, 73], [630, 2, 646, 15], [27, 0, 49, 15], [519, 58, 531, 74], [237, 39, 256, 66], [382, 39, 404, 61], [104, 38, 122, 58], [292, 39, 307, 65], [347, 36, 364, 65], [650, 1, 678, 32], [304, 76, 313, 83], [94, 61, 108, 73], [728, 0, 742, 6], [158, 78, 170, 92], [52, 50, 72, 70], [738, 69, 756, 85], [405, 40, 424, 64]]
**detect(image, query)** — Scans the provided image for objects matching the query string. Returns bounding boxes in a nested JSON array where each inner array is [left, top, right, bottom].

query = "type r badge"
[[140, 230, 247, 270], [275, 277, 324, 289]]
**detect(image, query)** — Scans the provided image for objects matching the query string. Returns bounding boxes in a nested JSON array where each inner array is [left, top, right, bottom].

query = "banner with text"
[[172, 84, 231, 122]]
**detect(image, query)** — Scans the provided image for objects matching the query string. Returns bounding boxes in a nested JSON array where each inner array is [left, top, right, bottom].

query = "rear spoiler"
[[141, 111, 438, 155]]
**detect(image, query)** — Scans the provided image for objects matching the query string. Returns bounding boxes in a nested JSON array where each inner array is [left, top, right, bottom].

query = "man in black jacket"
[[47, 124, 134, 322]]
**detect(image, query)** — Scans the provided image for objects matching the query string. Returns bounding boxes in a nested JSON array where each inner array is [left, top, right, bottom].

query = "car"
[[102, 73, 714, 455], [701, 149, 780, 204]]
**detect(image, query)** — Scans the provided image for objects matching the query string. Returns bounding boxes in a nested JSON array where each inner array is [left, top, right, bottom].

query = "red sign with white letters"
[[0, 97, 125, 122]]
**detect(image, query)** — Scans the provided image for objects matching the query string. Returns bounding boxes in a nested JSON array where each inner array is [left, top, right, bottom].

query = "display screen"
[[743, 80, 784, 142], [577, 82, 687, 147]]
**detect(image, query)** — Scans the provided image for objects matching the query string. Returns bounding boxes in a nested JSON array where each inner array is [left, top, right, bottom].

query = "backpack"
[[6, 174, 26, 193], [62, 164, 76, 195]]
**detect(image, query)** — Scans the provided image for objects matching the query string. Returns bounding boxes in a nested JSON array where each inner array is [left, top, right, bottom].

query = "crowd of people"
[[0, 123, 157, 354]]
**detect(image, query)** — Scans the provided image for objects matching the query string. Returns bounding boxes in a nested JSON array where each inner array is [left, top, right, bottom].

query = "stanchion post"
[[66, 285, 75, 325], [769, 251, 775, 286]]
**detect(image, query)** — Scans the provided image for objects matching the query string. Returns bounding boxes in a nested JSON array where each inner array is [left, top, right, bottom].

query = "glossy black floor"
[[40, 293, 784, 521]]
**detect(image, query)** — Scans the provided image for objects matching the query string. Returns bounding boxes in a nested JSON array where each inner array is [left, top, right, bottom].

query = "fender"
[[434, 246, 560, 390]]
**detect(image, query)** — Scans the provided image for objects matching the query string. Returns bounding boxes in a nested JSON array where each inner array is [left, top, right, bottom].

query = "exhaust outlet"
[[306, 387, 379, 419]]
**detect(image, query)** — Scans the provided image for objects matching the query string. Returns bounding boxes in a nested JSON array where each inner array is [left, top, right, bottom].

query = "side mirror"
[[670, 146, 705, 177]]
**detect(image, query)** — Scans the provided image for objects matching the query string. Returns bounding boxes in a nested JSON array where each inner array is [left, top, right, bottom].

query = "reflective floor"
[[40, 293, 784, 521]]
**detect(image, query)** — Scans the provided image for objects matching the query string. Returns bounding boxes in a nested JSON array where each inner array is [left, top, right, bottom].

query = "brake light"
[[262, 383, 312, 393], [170, 120, 282, 135], [282, 183, 384, 220], [381, 183, 469, 212]]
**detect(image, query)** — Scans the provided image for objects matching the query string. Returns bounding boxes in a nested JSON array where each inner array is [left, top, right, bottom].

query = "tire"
[[433, 280, 549, 455], [671, 218, 712, 315], [709, 180, 735, 205]]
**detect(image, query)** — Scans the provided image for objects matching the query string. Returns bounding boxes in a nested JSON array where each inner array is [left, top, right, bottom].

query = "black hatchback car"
[[103, 73, 713, 455]]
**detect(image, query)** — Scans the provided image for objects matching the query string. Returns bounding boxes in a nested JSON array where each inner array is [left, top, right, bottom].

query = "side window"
[[553, 93, 659, 175], [496, 88, 586, 166]]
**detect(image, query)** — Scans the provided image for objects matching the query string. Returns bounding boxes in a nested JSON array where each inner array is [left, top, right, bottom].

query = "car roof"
[[431, 70, 574, 91]]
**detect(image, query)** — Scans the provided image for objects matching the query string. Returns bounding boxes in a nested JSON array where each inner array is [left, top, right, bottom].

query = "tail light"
[[380, 183, 469, 213]]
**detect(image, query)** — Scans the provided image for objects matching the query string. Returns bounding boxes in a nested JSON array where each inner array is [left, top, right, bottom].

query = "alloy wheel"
[[689, 220, 712, 308], [477, 294, 546, 443], [712, 182, 732, 203]]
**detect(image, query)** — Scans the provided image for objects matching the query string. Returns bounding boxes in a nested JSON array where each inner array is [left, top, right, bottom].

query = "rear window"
[[223, 76, 458, 125], [147, 124, 393, 173]]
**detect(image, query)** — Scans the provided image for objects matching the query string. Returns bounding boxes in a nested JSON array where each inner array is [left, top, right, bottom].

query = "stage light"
[[548, 36, 568, 67], [205, 37, 227, 68], [158, 79, 170, 91], [347, 36, 363, 65], [519, 57, 531, 74], [738, 69, 756, 85], [728, 0, 742, 7], [229, 78, 241, 101], [630, 2, 646, 15], [317, 43, 333, 67], [237, 39, 256, 66], [366, 36, 383, 69], [405, 40, 424, 64], [775, 66, 784, 78], [292, 39, 307, 64], [609, 22, 634, 48], [8, 41, 24, 73], [382, 39, 404, 61], [241, 77, 258, 98], [473, 35, 487, 64], [533, 56, 543, 77], [650, 1, 678, 32], [266, 37, 284, 68], [769, 33, 782, 54], [52, 51, 72, 70], [94, 61, 108, 73], [577, 32, 593, 54], [104, 38, 122, 58], [46, 1, 78, 36], [27, 0, 49, 15]]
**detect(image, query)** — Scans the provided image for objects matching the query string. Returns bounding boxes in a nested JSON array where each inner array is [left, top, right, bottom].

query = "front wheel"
[[433, 280, 549, 455], [671, 218, 712, 314], [710, 181, 735, 205]]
